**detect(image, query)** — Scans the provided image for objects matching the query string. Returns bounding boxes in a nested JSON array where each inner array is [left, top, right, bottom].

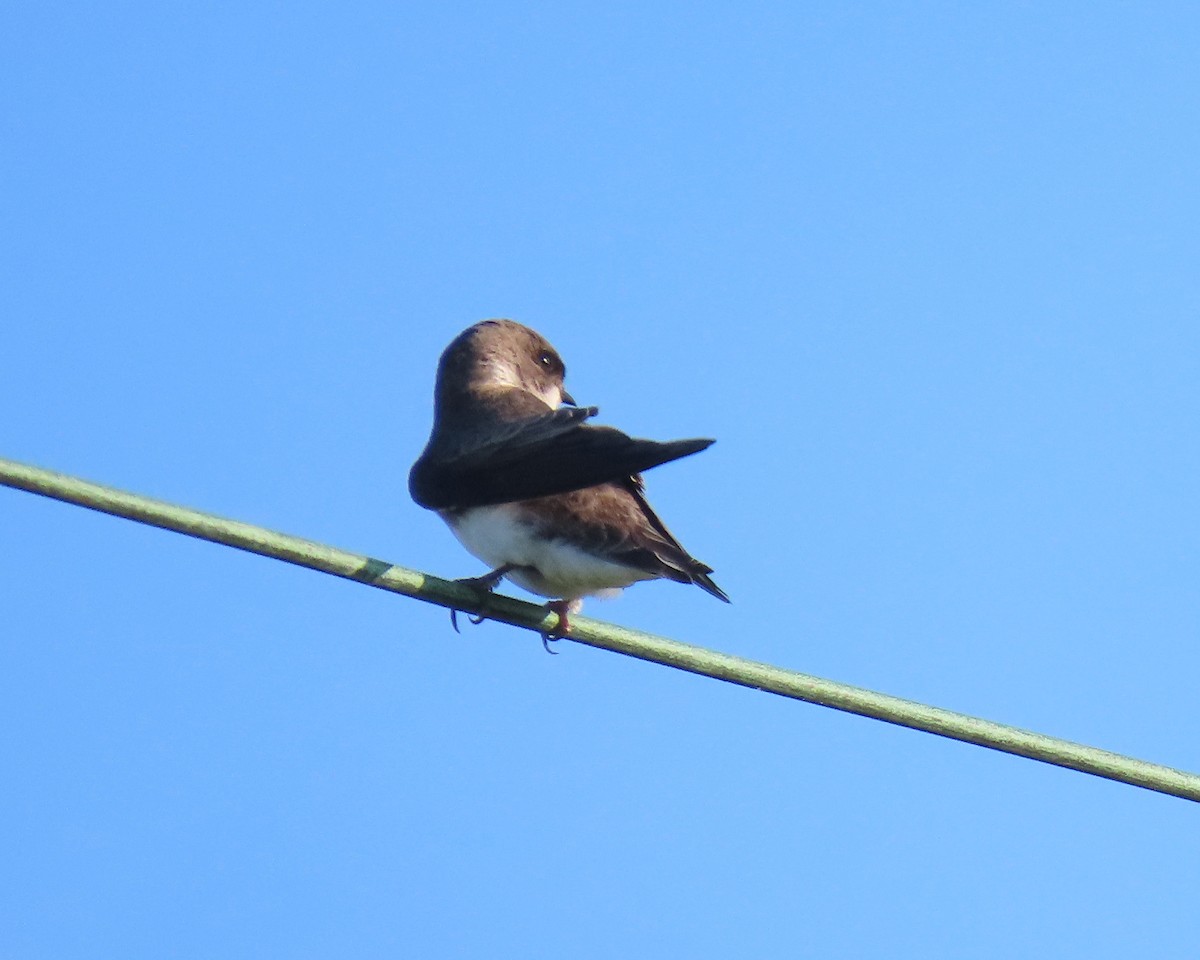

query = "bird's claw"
[[538, 599, 576, 653], [448, 574, 576, 657], [448, 565, 513, 633], [449, 601, 493, 633]]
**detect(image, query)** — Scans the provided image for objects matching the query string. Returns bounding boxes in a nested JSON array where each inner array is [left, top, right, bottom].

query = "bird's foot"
[[540, 598, 581, 653], [449, 564, 514, 633]]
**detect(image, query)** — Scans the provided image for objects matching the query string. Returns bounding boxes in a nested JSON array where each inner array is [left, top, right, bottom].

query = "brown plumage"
[[410, 319, 728, 630]]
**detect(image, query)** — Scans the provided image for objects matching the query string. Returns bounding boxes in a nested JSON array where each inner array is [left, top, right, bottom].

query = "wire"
[[2, 455, 1197, 803]]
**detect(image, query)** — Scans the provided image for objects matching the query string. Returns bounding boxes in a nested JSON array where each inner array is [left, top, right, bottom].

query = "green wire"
[[3, 455, 1197, 803]]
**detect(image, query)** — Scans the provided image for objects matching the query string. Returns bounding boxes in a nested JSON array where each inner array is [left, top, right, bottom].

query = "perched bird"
[[409, 319, 728, 640]]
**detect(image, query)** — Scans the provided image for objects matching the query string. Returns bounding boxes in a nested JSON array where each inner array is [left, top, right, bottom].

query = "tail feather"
[[690, 568, 730, 603]]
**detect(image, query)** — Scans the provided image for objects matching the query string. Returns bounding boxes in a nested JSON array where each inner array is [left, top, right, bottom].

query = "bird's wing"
[[612, 478, 729, 603], [409, 406, 714, 510]]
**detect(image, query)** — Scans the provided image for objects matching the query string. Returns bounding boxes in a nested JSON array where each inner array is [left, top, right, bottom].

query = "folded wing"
[[610, 478, 730, 603]]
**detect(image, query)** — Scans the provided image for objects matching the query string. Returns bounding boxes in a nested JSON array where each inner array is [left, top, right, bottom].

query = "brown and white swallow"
[[409, 319, 728, 639]]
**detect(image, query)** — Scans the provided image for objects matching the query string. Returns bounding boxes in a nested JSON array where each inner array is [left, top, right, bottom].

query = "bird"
[[409, 319, 728, 643]]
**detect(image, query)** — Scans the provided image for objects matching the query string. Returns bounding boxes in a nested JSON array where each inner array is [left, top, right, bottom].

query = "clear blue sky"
[[3, 3, 1198, 957]]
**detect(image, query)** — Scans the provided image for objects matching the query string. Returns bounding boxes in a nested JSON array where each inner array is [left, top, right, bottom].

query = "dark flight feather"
[[410, 404, 714, 510], [619, 479, 729, 602]]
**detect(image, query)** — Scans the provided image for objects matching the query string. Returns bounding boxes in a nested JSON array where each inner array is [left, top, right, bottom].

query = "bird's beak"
[[561, 389, 577, 406]]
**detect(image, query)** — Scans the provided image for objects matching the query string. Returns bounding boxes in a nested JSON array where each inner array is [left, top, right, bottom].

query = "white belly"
[[444, 504, 654, 600]]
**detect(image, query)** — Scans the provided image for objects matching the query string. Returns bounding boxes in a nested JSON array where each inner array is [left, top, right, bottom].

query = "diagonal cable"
[[2, 455, 1197, 803]]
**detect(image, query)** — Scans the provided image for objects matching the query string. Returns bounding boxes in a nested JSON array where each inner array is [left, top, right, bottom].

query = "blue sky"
[[3, 3, 1199, 957]]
